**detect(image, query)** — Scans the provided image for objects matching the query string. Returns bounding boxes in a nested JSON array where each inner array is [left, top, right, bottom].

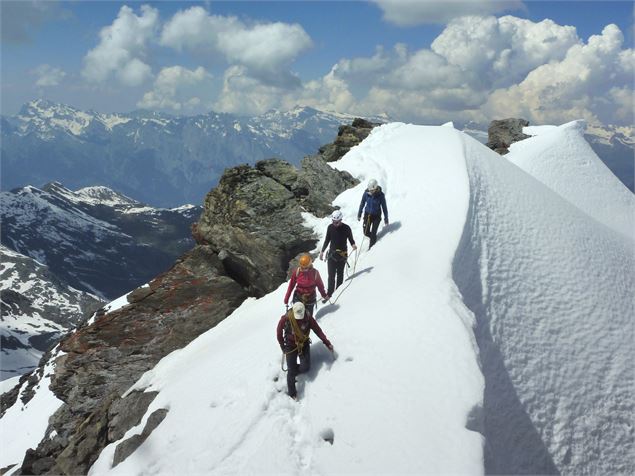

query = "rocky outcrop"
[[195, 154, 358, 296], [13, 119, 366, 475], [19, 246, 248, 474], [486, 118, 530, 155], [319, 118, 380, 162]]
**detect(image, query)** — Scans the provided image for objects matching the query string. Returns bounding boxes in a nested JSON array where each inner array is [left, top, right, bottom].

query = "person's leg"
[[369, 215, 381, 248], [327, 257, 336, 296], [335, 260, 346, 289], [298, 344, 312, 374], [363, 213, 372, 237], [286, 349, 299, 398]]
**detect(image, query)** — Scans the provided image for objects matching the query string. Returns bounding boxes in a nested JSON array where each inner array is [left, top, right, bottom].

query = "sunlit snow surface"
[[3, 122, 633, 475], [0, 349, 64, 473], [89, 123, 485, 475]]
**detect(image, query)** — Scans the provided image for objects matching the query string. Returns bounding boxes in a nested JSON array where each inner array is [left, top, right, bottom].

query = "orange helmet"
[[299, 254, 312, 268]]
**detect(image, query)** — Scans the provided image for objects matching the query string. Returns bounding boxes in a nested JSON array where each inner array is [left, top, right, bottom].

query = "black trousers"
[[286, 344, 311, 397], [292, 291, 316, 316], [363, 213, 381, 248], [327, 254, 347, 296]]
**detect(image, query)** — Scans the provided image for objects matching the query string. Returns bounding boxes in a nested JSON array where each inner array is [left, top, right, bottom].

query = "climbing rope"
[[280, 310, 310, 371], [325, 233, 366, 306]]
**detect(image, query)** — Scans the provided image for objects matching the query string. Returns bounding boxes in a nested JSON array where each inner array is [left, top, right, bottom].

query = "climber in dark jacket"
[[320, 209, 357, 297], [277, 301, 333, 399], [358, 179, 388, 248]]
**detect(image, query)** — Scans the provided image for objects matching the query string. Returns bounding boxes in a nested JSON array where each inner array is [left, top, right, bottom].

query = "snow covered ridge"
[[3, 121, 632, 475], [514, 120, 634, 238]]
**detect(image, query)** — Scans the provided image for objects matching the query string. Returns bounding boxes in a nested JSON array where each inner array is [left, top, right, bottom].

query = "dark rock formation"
[[113, 408, 168, 467], [319, 118, 380, 162], [195, 153, 358, 296], [14, 119, 368, 475], [486, 118, 531, 155]]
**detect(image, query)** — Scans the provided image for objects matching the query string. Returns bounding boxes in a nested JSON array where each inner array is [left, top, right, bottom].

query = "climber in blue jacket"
[[357, 179, 388, 249]]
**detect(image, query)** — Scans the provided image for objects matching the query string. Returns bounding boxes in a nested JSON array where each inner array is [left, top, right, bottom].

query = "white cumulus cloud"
[[160, 6, 312, 86], [483, 24, 634, 126], [296, 16, 632, 128], [82, 5, 158, 87], [138, 66, 212, 112], [431, 15, 579, 88], [373, 0, 525, 26], [33, 64, 66, 87]]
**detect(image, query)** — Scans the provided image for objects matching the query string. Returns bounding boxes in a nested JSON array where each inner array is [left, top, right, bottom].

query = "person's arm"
[[315, 270, 327, 298], [320, 226, 332, 260], [276, 315, 287, 349], [357, 193, 367, 219], [309, 317, 333, 350], [321, 225, 332, 252], [283, 272, 296, 304], [381, 194, 389, 224], [346, 225, 356, 247]]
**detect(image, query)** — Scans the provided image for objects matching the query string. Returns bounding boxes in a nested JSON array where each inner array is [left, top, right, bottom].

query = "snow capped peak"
[[508, 120, 634, 237], [74, 186, 141, 207]]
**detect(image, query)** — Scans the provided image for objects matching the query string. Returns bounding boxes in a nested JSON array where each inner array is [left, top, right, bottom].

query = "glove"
[[357, 216, 361, 221], [352, 244, 357, 250], [384, 218, 389, 225], [326, 343, 334, 352]]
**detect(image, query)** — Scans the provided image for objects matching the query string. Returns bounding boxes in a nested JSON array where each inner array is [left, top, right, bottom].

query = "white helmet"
[[331, 209, 343, 221], [367, 179, 378, 191], [292, 302, 305, 320]]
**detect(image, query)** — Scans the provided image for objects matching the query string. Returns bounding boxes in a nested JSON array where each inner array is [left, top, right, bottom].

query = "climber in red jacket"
[[277, 301, 334, 399], [283, 253, 328, 316]]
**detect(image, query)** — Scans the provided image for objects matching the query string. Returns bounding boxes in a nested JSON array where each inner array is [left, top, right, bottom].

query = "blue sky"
[[1, 1, 633, 127]]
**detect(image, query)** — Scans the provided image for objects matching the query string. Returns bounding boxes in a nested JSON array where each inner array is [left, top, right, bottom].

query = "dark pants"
[[292, 291, 316, 316], [363, 213, 381, 248], [286, 344, 311, 397], [327, 253, 347, 296]]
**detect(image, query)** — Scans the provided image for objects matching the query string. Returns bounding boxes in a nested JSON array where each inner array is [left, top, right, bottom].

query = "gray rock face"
[[486, 118, 531, 155], [319, 118, 380, 162], [113, 408, 168, 467], [13, 120, 363, 475], [18, 246, 248, 475], [195, 154, 357, 296]]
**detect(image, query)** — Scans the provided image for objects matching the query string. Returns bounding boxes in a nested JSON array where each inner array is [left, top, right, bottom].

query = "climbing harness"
[[324, 233, 366, 306], [280, 310, 310, 371]]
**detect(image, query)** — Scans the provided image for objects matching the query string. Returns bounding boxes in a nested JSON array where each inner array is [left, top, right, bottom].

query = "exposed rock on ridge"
[[319, 118, 379, 162], [13, 118, 376, 475], [486, 118, 530, 155], [194, 153, 358, 296]]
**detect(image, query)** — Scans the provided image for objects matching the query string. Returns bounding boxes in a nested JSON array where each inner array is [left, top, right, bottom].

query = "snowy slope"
[[3, 122, 632, 475], [455, 132, 634, 474], [508, 120, 634, 237]]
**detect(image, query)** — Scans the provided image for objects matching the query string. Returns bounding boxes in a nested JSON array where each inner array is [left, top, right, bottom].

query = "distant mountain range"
[[0, 182, 201, 299], [0, 245, 103, 380], [1, 100, 375, 207]]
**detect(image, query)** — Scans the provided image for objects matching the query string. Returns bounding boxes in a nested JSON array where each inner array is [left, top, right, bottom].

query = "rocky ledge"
[[8, 118, 377, 475], [486, 118, 530, 155]]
